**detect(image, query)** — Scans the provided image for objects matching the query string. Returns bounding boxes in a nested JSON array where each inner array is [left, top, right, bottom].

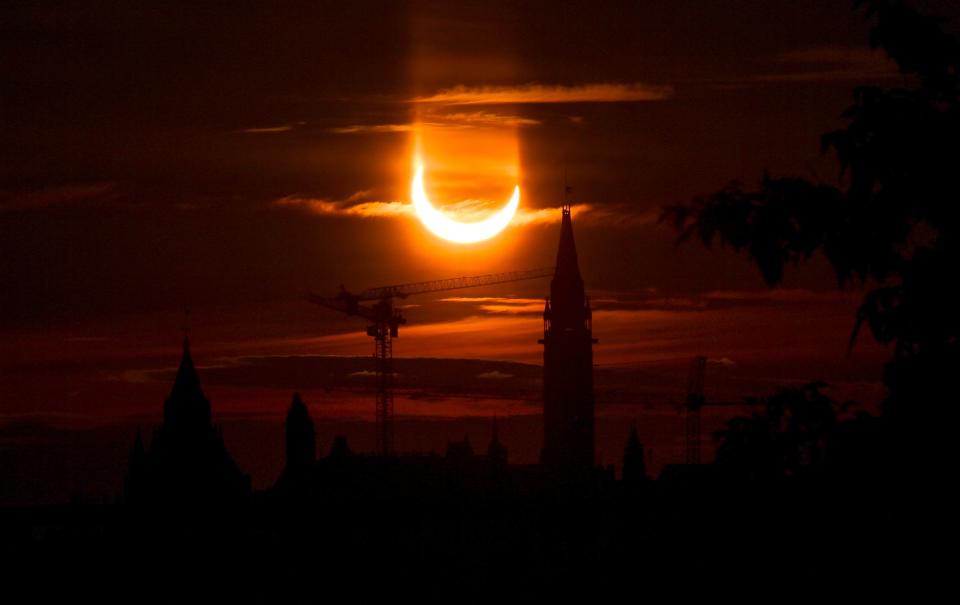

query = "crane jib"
[[304, 266, 554, 457], [355, 267, 554, 302]]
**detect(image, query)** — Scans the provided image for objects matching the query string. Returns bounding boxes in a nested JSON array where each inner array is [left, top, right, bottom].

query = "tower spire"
[[541, 204, 595, 481], [554, 205, 581, 280], [164, 327, 211, 429]]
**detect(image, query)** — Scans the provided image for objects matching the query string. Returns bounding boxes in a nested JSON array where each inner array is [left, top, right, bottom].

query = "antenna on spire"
[[563, 169, 572, 214], [181, 307, 192, 348]]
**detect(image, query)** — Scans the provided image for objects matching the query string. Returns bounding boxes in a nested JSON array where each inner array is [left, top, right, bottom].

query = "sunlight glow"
[[411, 161, 519, 244]]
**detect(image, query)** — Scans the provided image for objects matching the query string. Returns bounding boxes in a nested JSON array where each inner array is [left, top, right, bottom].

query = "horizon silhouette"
[[3, 0, 951, 601]]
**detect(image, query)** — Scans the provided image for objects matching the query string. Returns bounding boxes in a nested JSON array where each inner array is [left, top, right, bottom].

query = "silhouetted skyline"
[[7, 0, 955, 506], [4, 1, 952, 600]]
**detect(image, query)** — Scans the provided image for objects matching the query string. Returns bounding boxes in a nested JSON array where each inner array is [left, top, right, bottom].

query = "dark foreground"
[[3, 471, 927, 603]]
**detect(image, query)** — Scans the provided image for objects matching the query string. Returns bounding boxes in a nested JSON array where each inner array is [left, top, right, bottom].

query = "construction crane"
[[685, 355, 707, 465], [306, 267, 553, 456]]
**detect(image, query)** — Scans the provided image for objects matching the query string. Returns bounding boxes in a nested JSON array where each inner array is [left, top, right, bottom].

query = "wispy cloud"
[[329, 111, 540, 135], [328, 123, 416, 134], [0, 182, 116, 213], [477, 370, 513, 380], [439, 289, 865, 317], [237, 121, 306, 134], [740, 45, 900, 85], [702, 289, 861, 303], [413, 82, 674, 105], [777, 45, 894, 70], [442, 296, 544, 316], [512, 204, 658, 227], [438, 111, 541, 126], [440, 297, 541, 303], [275, 193, 413, 219], [708, 357, 736, 367], [275, 195, 648, 227]]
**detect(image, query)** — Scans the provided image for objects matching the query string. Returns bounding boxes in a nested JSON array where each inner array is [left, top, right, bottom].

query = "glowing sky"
[[4, 0, 948, 502]]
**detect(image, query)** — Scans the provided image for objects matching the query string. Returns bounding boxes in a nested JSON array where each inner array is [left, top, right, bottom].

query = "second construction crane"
[[307, 268, 552, 456]]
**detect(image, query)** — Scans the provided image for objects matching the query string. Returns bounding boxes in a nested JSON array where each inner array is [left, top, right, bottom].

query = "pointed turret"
[[163, 335, 211, 430], [170, 335, 204, 398]]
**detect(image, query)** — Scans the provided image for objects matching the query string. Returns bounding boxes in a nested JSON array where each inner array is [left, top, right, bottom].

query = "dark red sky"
[[4, 1, 954, 502]]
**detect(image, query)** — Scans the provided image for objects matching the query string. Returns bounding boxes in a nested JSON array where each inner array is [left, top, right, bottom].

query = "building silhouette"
[[445, 435, 474, 463], [540, 205, 596, 479], [622, 425, 648, 483], [284, 392, 316, 472], [274, 392, 317, 494], [487, 418, 508, 467], [124, 337, 250, 508]]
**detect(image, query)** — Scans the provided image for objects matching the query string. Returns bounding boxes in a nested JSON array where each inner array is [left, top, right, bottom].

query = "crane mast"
[[307, 267, 552, 456], [686, 355, 707, 465]]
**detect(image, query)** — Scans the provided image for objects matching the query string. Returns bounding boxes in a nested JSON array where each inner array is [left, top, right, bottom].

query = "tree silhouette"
[[714, 382, 849, 480], [663, 0, 959, 428]]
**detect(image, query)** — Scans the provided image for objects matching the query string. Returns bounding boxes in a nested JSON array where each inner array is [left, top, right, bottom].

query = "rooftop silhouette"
[[125, 336, 250, 509]]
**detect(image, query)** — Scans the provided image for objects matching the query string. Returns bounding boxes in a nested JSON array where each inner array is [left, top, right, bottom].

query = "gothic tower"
[[540, 206, 595, 478], [125, 336, 250, 507], [163, 335, 211, 432]]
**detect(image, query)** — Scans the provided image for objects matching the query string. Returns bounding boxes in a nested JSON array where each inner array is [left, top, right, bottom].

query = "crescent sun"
[[411, 163, 519, 244]]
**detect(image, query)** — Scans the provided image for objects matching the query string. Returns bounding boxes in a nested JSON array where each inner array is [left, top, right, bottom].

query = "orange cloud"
[[441, 296, 544, 315], [275, 194, 651, 227], [512, 204, 658, 227], [274, 194, 414, 218], [436, 111, 541, 127], [478, 303, 544, 315], [331, 112, 539, 135], [439, 297, 542, 303], [237, 121, 305, 134], [414, 82, 674, 105], [328, 124, 416, 134]]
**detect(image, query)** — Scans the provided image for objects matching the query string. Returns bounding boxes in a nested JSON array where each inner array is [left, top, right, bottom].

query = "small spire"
[[173, 335, 201, 394], [554, 206, 581, 279], [622, 423, 647, 482], [164, 328, 209, 426]]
